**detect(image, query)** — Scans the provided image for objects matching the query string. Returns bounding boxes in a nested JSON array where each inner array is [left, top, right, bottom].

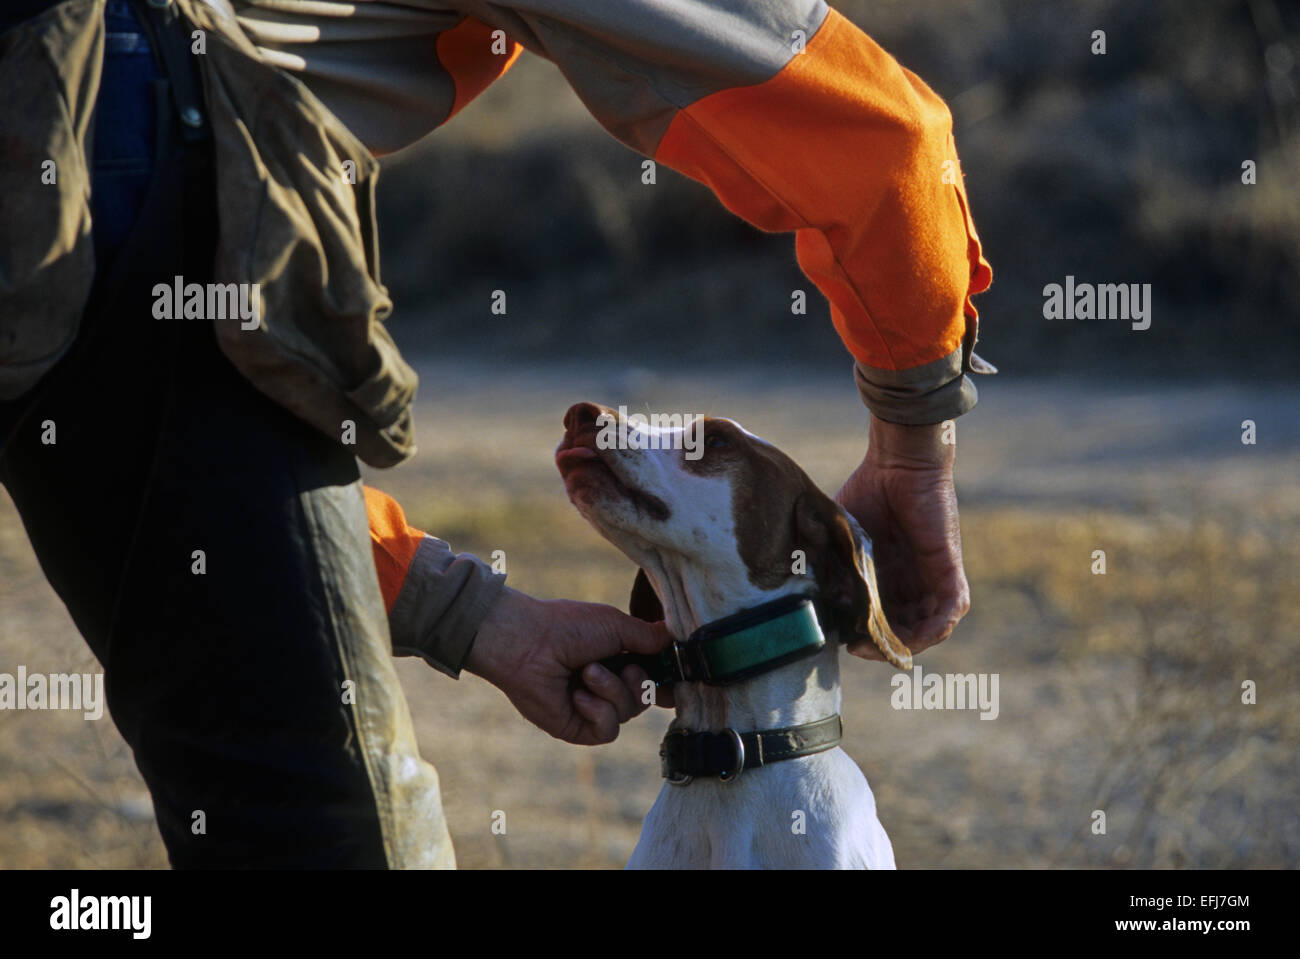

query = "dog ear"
[[794, 490, 912, 670], [629, 568, 665, 623]]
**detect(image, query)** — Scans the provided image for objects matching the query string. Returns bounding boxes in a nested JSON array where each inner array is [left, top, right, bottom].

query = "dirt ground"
[[1, 362, 1296, 868]]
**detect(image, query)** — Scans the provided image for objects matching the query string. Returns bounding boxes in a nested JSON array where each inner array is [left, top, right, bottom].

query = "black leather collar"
[[660, 715, 843, 785]]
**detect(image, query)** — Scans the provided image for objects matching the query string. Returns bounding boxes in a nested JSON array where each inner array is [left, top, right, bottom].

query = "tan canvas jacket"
[[0, 0, 419, 468], [0, 0, 102, 405]]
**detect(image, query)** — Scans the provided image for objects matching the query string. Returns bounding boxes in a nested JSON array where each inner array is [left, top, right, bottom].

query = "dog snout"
[[562, 402, 611, 444]]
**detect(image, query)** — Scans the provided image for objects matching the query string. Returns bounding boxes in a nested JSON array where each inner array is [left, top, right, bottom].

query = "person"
[[0, 0, 991, 867]]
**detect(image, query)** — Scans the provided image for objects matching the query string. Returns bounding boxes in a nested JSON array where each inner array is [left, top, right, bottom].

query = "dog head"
[[555, 402, 911, 669]]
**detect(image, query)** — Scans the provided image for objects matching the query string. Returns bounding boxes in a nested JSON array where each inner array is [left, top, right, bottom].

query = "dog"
[[555, 402, 912, 869]]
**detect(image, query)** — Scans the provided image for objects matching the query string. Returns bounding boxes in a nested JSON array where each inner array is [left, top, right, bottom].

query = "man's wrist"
[[464, 587, 539, 683], [867, 414, 955, 470]]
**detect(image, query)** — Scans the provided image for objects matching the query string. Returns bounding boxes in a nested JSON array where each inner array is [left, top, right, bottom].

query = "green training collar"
[[602, 594, 832, 687]]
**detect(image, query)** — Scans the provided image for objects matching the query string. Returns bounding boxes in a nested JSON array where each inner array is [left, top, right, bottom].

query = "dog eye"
[[705, 433, 730, 450]]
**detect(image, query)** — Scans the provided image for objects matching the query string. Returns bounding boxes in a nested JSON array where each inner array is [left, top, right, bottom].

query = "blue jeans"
[[92, 0, 157, 266]]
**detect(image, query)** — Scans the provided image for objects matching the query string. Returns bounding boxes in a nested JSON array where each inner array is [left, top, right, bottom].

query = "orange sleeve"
[[653, 8, 992, 373], [435, 16, 523, 125], [363, 485, 427, 614]]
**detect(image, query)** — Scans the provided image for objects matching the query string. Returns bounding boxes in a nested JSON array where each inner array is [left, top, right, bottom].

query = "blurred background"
[[1, 0, 1297, 868]]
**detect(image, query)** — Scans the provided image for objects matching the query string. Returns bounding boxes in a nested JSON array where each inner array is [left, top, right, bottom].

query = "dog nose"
[[563, 402, 607, 436]]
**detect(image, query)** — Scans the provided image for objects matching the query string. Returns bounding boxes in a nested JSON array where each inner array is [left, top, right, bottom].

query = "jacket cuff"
[[388, 534, 508, 678], [853, 343, 997, 426]]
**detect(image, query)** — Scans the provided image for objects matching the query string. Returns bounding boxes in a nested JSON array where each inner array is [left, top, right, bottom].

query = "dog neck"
[[643, 552, 841, 734], [670, 643, 842, 734]]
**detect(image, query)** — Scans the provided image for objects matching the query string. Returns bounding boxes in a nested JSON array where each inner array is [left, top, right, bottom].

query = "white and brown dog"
[[555, 402, 912, 869]]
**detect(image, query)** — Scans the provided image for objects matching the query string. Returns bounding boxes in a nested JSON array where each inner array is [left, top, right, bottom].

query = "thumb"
[[559, 602, 674, 666], [618, 618, 675, 655]]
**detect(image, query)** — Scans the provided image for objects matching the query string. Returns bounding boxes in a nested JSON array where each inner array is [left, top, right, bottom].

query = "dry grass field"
[[1, 361, 1296, 869]]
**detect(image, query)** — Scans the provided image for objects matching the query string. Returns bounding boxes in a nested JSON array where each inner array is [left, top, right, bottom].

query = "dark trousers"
[[0, 1, 453, 867]]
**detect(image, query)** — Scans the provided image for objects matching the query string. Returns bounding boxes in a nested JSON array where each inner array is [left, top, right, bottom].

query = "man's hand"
[[465, 588, 673, 745], [835, 414, 970, 659]]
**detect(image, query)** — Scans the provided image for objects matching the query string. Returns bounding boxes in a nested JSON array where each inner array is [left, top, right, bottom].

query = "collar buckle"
[[670, 639, 688, 684], [717, 728, 745, 784]]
